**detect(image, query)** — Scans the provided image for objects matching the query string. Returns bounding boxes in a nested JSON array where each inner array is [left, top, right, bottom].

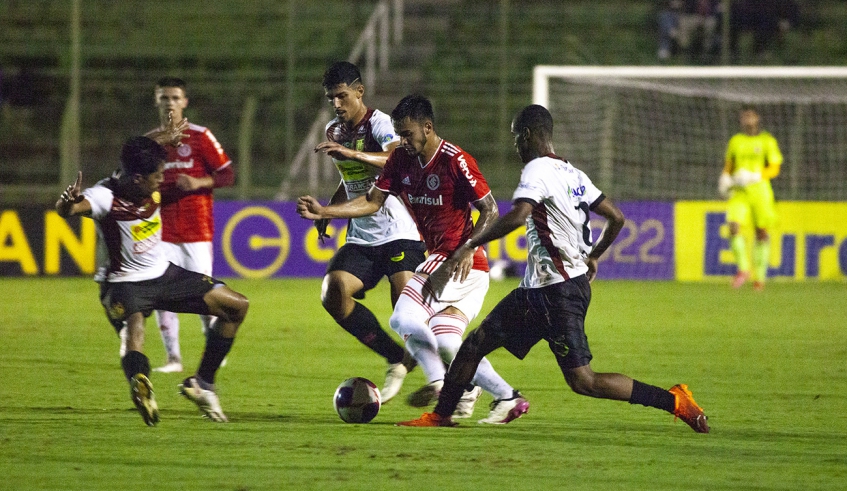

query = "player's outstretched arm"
[[314, 141, 398, 170], [55, 171, 92, 217], [297, 185, 386, 220], [586, 197, 625, 282]]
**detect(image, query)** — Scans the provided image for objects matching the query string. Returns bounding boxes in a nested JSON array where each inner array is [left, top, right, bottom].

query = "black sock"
[[629, 380, 676, 413], [434, 379, 465, 417], [197, 330, 234, 385], [121, 351, 150, 381], [338, 302, 405, 364]]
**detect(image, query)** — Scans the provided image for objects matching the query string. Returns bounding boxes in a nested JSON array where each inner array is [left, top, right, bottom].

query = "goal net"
[[532, 66, 847, 201]]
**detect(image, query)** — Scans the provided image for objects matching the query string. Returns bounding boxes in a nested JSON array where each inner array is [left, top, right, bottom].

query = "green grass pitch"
[[1, 278, 845, 490]]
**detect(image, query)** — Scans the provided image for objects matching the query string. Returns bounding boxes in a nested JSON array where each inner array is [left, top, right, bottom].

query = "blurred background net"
[[543, 72, 847, 201]]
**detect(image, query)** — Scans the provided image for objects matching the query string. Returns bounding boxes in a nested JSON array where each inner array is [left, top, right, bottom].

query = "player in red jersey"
[[298, 95, 526, 423], [134, 77, 235, 373]]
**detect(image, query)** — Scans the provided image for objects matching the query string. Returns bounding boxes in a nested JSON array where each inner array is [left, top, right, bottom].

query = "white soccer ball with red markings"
[[333, 377, 381, 424]]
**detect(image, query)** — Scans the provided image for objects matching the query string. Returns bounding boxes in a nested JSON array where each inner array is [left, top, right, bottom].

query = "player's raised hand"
[[56, 171, 85, 216], [296, 195, 324, 220], [150, 110, 189, 147], [62, 171, 84, 203]]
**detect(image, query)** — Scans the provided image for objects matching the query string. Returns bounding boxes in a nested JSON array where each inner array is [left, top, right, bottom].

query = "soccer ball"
[[333, 377, 381, 424]]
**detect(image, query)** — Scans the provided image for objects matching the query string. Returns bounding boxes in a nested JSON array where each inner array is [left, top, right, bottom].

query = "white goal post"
[[532, 66, 847, 201]]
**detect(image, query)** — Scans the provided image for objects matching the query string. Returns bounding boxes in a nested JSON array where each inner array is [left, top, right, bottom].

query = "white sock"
[[155, 310, 181, 363], [471, 357, 514, 400], [429, 313, 467, 364], [390, 294, 444, 383]]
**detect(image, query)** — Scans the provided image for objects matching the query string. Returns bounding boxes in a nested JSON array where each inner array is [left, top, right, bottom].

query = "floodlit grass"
[[1, 278, 845, 490]]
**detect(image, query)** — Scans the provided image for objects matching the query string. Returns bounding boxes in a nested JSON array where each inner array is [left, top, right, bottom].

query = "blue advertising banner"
[[211, 200, 676, 280]]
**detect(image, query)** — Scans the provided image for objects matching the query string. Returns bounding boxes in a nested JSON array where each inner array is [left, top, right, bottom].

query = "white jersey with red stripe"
[[84, 178, 169, 283], [326, 108, 419, 246], [146, 123, 231, 243], [512, 154, 604, 288]]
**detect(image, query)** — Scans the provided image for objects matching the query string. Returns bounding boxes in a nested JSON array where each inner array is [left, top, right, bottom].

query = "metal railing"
[[275, 0, 403, 200]]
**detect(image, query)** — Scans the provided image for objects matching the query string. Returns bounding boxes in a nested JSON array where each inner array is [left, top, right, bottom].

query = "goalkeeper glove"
[[718, 172, 734, 198]]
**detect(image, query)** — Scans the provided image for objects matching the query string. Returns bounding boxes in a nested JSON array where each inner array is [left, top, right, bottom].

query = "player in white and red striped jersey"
[[298, 95, 523, 422], [56, 135, 249, 426], [140, 77, 235, 374]]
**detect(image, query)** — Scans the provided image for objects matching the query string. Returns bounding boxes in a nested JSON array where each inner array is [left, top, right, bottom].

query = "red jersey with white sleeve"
[[375, 139, 490, 272], [146, 123, 232, 243]]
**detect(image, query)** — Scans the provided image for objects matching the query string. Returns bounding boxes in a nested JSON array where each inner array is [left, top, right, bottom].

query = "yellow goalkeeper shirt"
[[724, 131, 783, 181]]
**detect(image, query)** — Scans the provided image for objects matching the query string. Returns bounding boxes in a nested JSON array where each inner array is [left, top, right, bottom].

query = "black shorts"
[[476, 275, 593, 370], [327, 239, 426, 292], [99, 263, 224, 333]]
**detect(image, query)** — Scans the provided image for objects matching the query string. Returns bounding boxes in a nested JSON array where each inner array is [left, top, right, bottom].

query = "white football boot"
[[381, 362, 408, 403], [478, 390, 529, 424], [179, 377, 228, 422], [452, 385, 483, 419]]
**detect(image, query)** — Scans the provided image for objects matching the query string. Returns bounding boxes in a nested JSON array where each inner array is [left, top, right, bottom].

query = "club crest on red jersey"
[[426, 174, 440, 190], [177, 144, 192, 157]]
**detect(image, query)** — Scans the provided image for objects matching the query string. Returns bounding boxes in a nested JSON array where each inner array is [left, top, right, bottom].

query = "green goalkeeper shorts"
[[727, 180, 777, 230]]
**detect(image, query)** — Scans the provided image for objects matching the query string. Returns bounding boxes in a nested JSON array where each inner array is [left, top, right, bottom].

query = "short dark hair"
[[156, 76, 187, 94], [740, 103, 758, 113], [120, 136, 166, 175], [514, 104, 553, 136], [391, 94, 434, 125], [322, 61, 361, 89]]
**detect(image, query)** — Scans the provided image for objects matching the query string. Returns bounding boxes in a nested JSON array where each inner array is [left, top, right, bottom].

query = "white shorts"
[[160, 241, 213, 276], [405, 254, 490, 322]]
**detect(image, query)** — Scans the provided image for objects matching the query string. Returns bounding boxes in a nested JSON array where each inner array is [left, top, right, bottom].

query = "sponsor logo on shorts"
[[391, 252, 405, 262], [108, 302, 125, 320]]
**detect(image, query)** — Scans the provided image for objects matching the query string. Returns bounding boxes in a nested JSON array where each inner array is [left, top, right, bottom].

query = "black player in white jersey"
[[398, 105, 710, 433]]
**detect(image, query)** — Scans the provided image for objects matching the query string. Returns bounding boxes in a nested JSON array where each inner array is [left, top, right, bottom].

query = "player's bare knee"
[[320, 276, 355, 320], [227, 292, 249, 323], [206, 288, 248, 323]]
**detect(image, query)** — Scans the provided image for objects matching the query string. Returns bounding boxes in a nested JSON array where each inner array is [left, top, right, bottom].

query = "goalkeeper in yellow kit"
[[718, 105, 783, 291]]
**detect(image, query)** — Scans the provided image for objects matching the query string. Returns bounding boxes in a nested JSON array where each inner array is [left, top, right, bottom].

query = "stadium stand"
[[2, 0, 847, 203]]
